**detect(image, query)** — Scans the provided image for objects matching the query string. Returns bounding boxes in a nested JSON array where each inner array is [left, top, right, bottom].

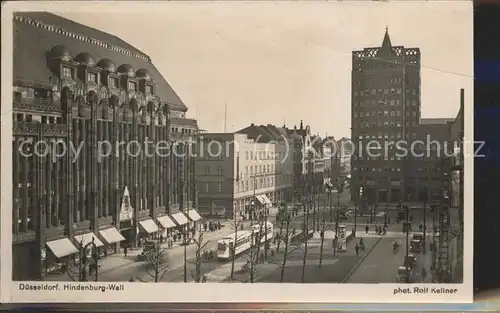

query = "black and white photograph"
[[2, 0, 472, 303]]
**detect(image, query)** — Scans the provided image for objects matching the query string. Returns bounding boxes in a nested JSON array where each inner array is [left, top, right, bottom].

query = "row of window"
[[354, 167, 402, 172], [355, 120, 419, 129], [353, 99, 419, 107], [15, 113, 62, 124], [245, 151, 285, 161], [62, 66, 154, 95], [355, 109, 419, 118], [235, 175, 281, 193], [171, 127, 194, 134]]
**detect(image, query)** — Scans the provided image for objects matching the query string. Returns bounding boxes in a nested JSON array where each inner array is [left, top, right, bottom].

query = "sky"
[[52, 1, 472, 139]]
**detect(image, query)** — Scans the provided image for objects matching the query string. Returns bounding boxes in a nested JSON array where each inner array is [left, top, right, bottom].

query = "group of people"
[[203, 221, 222, 232], [354, 238, 365, 256], [364, 223, 388, 235]]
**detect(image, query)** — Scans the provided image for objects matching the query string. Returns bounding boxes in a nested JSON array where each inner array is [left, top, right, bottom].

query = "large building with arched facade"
[[12, 12, 199, 280]]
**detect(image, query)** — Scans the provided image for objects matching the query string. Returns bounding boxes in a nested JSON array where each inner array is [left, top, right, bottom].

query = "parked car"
[[404, 254, 417, 268], [397, 266, 411, 283]]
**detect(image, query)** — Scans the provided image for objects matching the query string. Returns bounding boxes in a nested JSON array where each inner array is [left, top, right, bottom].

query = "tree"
[[268, 208, 302, 282], [230, 214, 244, 280], [318, 199, 333, 268], [231, 214, 266, 283], [146, 241, 170, 283], [301, 203, 312, 283], [66, 239, 99, 282], [190, 231, 210, 283]]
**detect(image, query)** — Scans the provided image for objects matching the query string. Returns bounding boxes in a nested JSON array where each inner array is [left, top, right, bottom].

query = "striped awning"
[[260, 195, 272, 205], [255, 195, 265, 205]]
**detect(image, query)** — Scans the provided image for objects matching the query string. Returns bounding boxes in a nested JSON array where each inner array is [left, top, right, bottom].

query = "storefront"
[[45, 237, 79, 275], [73, 232, 105, 257], [171, 212, 189, 242], [98, 227, 126, 256], [137, 219, 160, 244], [186, 209, 203, 230], [156, 215, 177, 241]]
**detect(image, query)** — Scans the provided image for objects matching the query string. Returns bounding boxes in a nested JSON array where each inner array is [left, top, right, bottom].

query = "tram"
[[217, 221, 273, 260]]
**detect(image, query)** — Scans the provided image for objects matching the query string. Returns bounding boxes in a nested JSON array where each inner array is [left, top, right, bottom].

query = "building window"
[[34, 88, 49, 99], [128, 81, 137, 92], [87, 72, 98, 84], [146, 85, 153, 95], [62, 66, 73, 79], [109, 77, 118, 88], [205, 182, 209, 193]]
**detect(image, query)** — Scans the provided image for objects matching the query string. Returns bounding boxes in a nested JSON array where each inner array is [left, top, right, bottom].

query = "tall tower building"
[[350, 28, 421, 204]]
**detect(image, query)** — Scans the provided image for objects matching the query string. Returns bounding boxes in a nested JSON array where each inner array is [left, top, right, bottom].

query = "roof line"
[[14, 14, 152, 63]]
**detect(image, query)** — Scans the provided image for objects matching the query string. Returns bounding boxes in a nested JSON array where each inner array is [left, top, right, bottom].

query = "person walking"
[[421, 267, 427, 281], [355, 243, 360, 256], [124, 246, 128, 257], [365, 225, 369, 234]]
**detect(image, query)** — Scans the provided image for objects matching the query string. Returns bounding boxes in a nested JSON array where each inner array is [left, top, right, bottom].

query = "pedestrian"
[[355, 243, 360, 256], [160, 234, 164, 244], [365, 225, 369, 234], [218, 221, 221, 230], [421, 267, 427, 280], [124, 246, 128, 257]]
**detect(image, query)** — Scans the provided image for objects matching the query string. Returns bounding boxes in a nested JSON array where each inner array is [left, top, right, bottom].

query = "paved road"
[[346, 233, 435, 283]]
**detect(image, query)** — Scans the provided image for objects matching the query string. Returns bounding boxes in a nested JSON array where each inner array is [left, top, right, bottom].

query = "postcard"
[[1, 0, 473, 303]]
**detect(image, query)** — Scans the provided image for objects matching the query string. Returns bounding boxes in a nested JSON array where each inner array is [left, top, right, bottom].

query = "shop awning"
[[261, 195, 272, 205], [157, 215, 176, 229], [74, 232, 104, 248], [99, 227, 126, 245], [46, 238, 79, 258], [255, 195, 265, 205], [139, 219, 160, 234], [187, 209, 203, 222], [171, 212, 189, 226]]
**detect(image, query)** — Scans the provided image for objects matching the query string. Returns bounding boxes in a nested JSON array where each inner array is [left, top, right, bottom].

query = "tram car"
[[217, 221, 273, 260]]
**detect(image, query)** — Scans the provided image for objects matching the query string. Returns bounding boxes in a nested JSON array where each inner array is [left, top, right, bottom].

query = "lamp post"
[[355, 186, 363, 238]]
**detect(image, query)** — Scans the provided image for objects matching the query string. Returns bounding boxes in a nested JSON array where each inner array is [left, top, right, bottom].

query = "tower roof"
[[382, 26, 392, 48]]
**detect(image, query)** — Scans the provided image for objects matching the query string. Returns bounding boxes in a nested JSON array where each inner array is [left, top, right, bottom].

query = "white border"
[[1, 1, 473, 304]]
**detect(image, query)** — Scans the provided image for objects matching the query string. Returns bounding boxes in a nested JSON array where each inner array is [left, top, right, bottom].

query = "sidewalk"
[[102, 222, 239, 273], [45, 220, 238, 281]]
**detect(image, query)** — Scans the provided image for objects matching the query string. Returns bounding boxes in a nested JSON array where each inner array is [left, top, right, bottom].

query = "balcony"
[[13, 96, 62, 112]]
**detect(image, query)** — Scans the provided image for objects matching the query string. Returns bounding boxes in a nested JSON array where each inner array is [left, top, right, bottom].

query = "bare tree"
[[267, 208, 302, 282], [146, 241, 170, 283], [190, 231, 210, 283], [230, 215, 266, 283], [301, 204, 312, 283], [230, 214, 244, 280], [65, 241, 99, 282], [318, 199, 333, 268]]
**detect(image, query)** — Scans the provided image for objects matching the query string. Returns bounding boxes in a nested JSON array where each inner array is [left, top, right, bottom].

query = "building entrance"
[[378, 189, 388, 202], [391, 188, 401, 202]]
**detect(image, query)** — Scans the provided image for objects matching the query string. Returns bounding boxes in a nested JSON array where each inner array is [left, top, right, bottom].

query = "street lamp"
[[355, 186, 363, 237]]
